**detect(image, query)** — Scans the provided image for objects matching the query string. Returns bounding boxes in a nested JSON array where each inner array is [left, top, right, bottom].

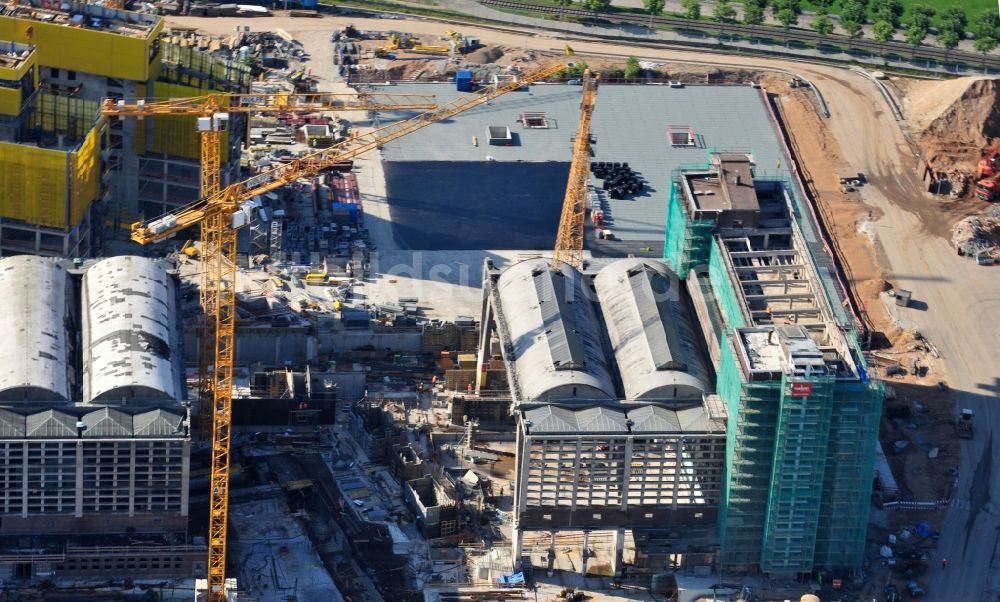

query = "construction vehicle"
[[378, 32, 450, 56], [957, 408, 974, 439], [974, 139, 1000, 201], [129, 62, 565, 602], [552, 69, 598, 269], [101, 91, 436, 439], [445, 29, 480, 53]]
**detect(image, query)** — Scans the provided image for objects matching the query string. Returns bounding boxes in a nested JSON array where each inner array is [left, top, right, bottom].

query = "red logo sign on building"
[[791, 382, 813, 397]]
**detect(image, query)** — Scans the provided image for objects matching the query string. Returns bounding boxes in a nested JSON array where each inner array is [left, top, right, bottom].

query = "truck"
[[957, 408, 974, 439]]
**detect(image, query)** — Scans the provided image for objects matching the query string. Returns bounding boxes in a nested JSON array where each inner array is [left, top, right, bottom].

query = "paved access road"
[[172, 12, 1000, 598]]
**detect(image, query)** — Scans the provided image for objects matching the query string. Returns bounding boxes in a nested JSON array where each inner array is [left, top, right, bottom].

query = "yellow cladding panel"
[[0, 16, 162, 81], [0, 141, 68, 228], [0, 87, 21, 116], [71, 126, 100, 227], [148, 81, 229, 162]]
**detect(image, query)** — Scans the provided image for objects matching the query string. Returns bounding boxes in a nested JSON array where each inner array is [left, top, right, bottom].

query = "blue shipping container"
[[456, 70, 473, 92]]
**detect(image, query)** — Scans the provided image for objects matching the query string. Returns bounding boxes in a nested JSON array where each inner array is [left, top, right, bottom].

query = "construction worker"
[[941, 558, 948, 570], [467, 382, 473, 393]]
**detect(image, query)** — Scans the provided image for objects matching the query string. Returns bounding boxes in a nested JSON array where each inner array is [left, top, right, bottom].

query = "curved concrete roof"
[[496, 259, 614, 402], [0, 256, 71, 402], [594, 259, 709, 401], [82, 256, 181, 403]]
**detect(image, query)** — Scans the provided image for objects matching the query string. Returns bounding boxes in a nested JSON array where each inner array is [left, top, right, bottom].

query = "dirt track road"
[[171, 13, 1000, 597]]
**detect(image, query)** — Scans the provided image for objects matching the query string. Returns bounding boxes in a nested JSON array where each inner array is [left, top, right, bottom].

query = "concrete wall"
[[322, 330, 424, 354], [325, 371, 366, 403]]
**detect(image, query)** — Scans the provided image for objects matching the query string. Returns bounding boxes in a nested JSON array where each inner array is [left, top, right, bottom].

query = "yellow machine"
[[101, 91, 437, 438], [129, 63, 565, 602], [553, 69, 598, 269]]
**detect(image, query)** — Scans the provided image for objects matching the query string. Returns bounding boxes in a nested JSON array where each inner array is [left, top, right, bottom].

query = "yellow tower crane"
[[553, 69, 598, 269], [101, 91, 438, 438], [129, 63, 565, 602]]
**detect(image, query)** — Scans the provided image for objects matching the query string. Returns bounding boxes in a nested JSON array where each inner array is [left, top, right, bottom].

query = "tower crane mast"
[[129, 63, 565, 602], [553, 70, 598, 269]]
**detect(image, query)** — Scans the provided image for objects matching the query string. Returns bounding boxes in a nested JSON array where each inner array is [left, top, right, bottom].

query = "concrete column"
[[21, 442, 28, 518], [511, 525, 523, 561], [474, 301, 493, 393], [547, 530, 557, 576], [128, 441, 136, 517], [621, 436, 634, 511], [570, 438, 582, 510], [613, 528, 625, 577], [75, 441, 84, 518], [581, 530, 591, 576], [181, 440, 191, 517], [516, 433, 531, 512]]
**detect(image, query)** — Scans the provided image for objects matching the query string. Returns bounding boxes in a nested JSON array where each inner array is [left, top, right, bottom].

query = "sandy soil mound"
[[902, 77, 1000, 172], [465, 46, 504, 65]]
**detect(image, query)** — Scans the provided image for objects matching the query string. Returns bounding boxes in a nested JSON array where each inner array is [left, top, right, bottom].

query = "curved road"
[[173, 12, 1000, 598]]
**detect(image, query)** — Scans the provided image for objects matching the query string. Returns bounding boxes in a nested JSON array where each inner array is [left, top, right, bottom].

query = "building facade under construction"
[[667, 152, 882, 576], [0, 1, 248, 257], [0, 255, 196, 582], [477, 257, 726, 574]]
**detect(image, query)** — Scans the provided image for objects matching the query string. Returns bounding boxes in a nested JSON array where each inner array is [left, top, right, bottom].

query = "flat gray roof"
[[376, 83, 788, 244]]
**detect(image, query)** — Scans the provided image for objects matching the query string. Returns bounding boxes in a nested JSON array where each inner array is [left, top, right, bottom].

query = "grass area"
[[770, 0, 994, 29]]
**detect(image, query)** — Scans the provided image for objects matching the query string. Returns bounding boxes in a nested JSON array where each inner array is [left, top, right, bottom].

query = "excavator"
[[974, 139, 1000, 201]]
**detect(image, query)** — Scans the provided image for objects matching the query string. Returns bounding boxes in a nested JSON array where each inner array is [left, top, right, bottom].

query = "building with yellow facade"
[[0, 1, 248, 256]]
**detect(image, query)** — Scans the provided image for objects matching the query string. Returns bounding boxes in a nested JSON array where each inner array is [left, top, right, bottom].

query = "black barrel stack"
[[590, 161, 644, 200]]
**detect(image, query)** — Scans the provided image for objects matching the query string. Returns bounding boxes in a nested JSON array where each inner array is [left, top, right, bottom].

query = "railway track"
[[480, 0, 1000, 71]]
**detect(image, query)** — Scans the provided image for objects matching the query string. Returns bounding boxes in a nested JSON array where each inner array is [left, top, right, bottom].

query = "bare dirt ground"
[[776, 86, 893, 337]]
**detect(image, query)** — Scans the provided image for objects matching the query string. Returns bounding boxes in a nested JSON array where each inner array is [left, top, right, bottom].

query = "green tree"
[[681, 0, 701, 20], [974, 35, 998, 59], [713, 0, 737, 23], [873, 19, 894, 56], [842, 19, 863, 47], [775, 0, 800, 12], [841, 0, 866, 25], [743, 2, 764, 25], [643, 0, 665, 25], [872, 0, 903, 27], [905, 24, 927, 56], [939, 6, 967, 34], [624, 56, 642, 78], [974, 35, 997, 73], [582, 0, 610, 11], [907, 4, 935, 30], [811, 13, 834, 43], [775, 7, 797, 31], [973, 9, 1000, 42], [938, 29, 959, 53]]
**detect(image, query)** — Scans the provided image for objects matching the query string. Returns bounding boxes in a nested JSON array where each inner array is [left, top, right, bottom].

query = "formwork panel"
[[0, 87, 20, 117], [0, 141, 68, 227], [71, 126, 101, 227], [0, 16, 161, 81]]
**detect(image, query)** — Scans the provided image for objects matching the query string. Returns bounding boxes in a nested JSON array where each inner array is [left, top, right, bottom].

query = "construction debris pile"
[[899, 77, 1000, 195], [166, 27, 315, 88], [951, 207, 1000, 262]]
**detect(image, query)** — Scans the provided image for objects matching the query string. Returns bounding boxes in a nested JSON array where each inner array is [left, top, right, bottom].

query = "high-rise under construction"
[[0, 0, 247, 257]]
